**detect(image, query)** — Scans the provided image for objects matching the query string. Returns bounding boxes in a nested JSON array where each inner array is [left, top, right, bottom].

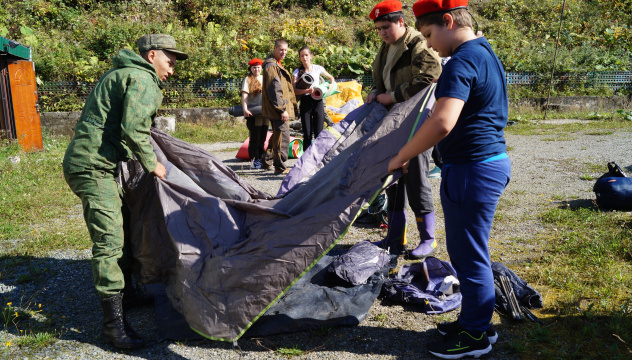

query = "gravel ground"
[[2, 127, 632, 360]]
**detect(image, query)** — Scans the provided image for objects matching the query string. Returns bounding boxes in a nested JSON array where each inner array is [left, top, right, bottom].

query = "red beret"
[[413, 0, 468, 18], [248, 58, 263, 66], [369, 0, 403, 20]]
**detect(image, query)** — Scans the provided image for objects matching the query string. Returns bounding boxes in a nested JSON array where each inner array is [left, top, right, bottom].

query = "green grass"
[[0, 135, 88, 257], [505, 106, 632, 137], [172, 120, 249, 144], [13, 331, 59, 349], [276, 346, 306, 357], [505, 119, 632, 137], [497, 206, 632, 360]]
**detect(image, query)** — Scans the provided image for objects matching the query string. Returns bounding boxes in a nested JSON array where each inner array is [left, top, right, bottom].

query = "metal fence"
[[38, 71, 632, 106]]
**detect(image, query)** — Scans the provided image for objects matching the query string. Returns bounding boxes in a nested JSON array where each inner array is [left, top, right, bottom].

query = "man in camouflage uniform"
[[62, 34, 187, 349]]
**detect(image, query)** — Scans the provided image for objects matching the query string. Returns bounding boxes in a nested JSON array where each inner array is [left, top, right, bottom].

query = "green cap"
[[136, 34, 188, 60]]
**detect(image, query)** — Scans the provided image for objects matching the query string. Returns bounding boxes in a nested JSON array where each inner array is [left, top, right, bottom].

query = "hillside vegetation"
[[2, 0, 631, 82]]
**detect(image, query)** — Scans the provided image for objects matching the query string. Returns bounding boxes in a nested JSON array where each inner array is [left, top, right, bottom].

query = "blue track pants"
[[440, 156, 511, 332]]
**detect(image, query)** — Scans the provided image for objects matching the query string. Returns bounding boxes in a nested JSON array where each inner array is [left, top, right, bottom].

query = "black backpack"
[[593, 162, 632, 210]]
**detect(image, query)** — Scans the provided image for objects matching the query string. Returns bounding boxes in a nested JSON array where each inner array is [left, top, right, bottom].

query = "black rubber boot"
[[122, 275, 154, 310], [100, 293, 146, 349]]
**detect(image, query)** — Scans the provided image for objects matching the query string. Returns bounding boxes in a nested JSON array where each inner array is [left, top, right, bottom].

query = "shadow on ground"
[[0, 255, 481, 360]]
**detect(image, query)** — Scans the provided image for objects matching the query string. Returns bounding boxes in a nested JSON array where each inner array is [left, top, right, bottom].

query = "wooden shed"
[[0, 36, 43, 151]]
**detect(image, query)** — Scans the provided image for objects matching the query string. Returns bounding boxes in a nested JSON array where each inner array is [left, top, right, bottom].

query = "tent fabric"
[[148, 248, 391, 340], [245, 246, 391, 337], [122, 84, 437, 342], [277, 101, 389, 197]]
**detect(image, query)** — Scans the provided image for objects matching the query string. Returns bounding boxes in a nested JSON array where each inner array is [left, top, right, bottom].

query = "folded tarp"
[[325, 80, 364, 123], [121, 84, 437, 342]]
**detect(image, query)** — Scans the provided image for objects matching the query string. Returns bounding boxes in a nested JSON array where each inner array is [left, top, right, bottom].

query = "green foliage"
[[3, 0, 631, 110], [616, 109, 632, 121], [474, 0, 632, 72]]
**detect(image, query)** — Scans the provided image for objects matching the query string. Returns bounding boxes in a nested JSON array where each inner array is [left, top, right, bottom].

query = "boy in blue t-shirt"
[[388, 0, 511, 358]]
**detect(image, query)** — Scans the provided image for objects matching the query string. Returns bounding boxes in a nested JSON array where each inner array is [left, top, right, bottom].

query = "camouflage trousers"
[[262, 118, 289, 171], [64, 170, 132, 298]]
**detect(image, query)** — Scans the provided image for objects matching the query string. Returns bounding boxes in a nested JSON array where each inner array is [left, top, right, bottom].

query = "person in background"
[[366, 0, 442, 260], [292, 46, 336, 151], [389, 0, 511, 357], [261, 39, 298, 175], [63, 34, 187, 349], [241, 58, 269, 169]]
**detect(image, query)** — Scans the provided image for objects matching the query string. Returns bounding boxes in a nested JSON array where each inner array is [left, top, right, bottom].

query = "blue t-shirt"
[[435, 37, 508, 164]]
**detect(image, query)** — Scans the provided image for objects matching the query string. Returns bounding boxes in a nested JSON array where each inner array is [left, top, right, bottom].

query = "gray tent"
[[122, 85, 436, 341]]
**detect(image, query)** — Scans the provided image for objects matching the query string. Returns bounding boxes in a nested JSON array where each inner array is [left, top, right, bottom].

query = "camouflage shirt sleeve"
[[393, 43, 442, 103], [120, 76, 162, 173]]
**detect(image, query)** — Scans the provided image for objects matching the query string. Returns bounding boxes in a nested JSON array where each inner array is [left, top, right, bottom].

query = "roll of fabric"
[[295, 73, 314, 90], [229, 105, 262, 117], [311, 81, 341, 100]]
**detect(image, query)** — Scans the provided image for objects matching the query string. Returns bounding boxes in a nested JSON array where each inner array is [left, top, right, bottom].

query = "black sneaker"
[[437, 320, 498, 345], [428, 329, 492, 359]]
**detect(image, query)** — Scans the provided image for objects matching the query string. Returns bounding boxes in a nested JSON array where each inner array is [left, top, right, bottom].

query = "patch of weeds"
[[615, 109, 632, 121], [2, 298, 63, 352], [223, 147, 242, 153], [582, 162, 606, 173], [501, 338, 526, 353], [585, 129, 613, 135], [3, 298, 45, 328], [579, 174, 595, 180], [16, 274, 33, 284], [542, 135, 576, 141], [586, 112, 610, 120], [310, 326, 333, 337], [13, 331, 59, 349], [371, 313, 387, 322], [276, 345, 305, 357]]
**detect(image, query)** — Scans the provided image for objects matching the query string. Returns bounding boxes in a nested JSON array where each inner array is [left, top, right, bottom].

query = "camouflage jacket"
[[261, 55, 297, 120], [63, 49, 163, 174], [372, 26, 442, 103]]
